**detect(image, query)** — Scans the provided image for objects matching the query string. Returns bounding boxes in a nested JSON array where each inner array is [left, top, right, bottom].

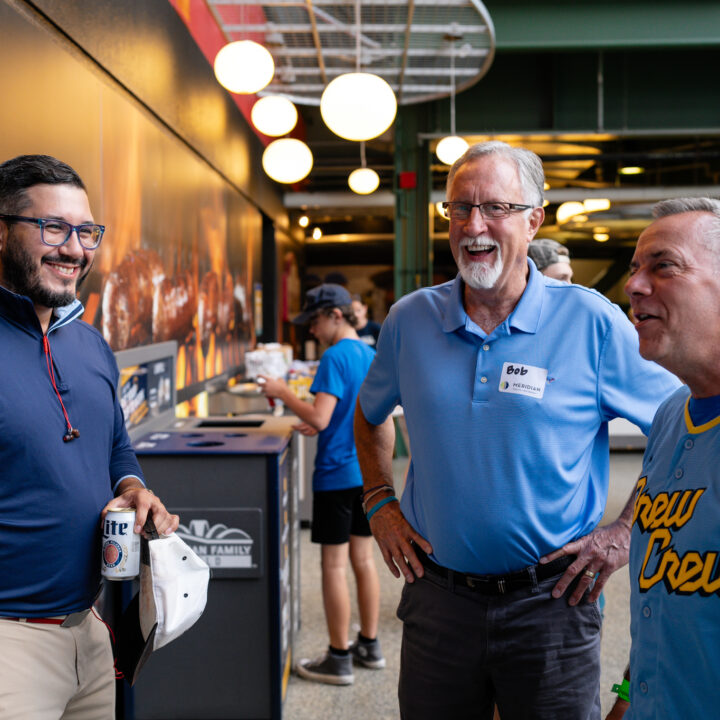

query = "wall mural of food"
[[76, 86, 260, 394]]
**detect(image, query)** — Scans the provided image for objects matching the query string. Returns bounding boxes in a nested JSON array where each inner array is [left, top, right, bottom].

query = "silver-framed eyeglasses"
[[0, 214, 105, 249], [441, 201, 533, 221]]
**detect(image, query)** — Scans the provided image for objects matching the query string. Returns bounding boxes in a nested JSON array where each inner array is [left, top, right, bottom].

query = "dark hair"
[[316, 304, 358, 328], [0, 155, 86, 214]]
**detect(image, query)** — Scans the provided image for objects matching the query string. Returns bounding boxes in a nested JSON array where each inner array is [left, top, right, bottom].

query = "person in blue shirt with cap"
[[354, 141, 680, 720], [259, 283, 384, 686]]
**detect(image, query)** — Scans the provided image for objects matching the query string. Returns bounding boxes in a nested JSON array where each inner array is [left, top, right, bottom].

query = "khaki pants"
[[0, 611, 115, 720]]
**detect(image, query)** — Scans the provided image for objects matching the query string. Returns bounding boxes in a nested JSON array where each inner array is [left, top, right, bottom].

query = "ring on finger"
[[583, 569, 597, 579]]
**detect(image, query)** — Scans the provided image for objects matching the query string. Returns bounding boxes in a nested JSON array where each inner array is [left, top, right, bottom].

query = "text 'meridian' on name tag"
[[498, 362, 548, 399]]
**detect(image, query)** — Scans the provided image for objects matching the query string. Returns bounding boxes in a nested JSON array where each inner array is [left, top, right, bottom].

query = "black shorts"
[[311, 486, 372, 544]]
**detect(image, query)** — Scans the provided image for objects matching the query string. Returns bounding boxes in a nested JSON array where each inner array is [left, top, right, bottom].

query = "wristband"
[[361, 483, 393, 500], [365, 495, 398, 521], [362, 485, 394, 513], [612, 678, 630, 703]]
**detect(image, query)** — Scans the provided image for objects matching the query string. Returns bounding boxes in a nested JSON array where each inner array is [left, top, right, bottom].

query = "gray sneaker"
[[295, 649, 354, 685], [349, 636, 386, 669]]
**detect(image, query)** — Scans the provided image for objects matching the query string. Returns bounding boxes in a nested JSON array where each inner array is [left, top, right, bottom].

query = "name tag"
[[498, 362, 548, 399]]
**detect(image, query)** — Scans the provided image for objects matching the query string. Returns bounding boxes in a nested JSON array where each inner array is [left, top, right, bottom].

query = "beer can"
[[101, 507, 140, 580]]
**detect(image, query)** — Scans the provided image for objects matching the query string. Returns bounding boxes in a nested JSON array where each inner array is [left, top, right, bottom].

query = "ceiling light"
[[594, 233, 610, 242], [251, 96, 298, 137], [298, 215, 309, 228], [320, 1, 396, 141], [262, 138, 313, 184], [543, 199, 549, 207], [437, 136, 469, 166], [436, 201, 449, 219], [214, 41, 275, 94], [436, 35, 468, 166], [543, 182, 550, 191], [320, 73, 397, 141], [312, 227, 322, 240], [556, 201, 585, 224], [348, 167, 380, 195], [348, 141, 380, 195], [583, 198, 611, 212], [593, 226, 610, 233], [619, 166, 645, 175]]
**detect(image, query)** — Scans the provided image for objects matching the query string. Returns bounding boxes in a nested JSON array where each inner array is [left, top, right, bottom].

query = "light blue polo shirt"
[[359, 262, 680, 574]]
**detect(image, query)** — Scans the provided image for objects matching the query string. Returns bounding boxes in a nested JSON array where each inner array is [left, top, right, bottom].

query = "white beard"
[[457, 236, 503, 289]]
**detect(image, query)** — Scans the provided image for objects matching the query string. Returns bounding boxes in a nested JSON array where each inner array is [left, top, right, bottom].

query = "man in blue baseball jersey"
[[355, 141, 680, 720], [605, 197, 720, 720]]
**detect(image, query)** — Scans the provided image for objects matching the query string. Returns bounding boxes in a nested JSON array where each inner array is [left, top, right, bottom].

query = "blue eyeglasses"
[[0, 214, 105, 250]]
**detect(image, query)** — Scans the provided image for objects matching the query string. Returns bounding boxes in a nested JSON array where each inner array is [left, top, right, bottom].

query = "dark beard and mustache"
[[0, 233, 89, 308]]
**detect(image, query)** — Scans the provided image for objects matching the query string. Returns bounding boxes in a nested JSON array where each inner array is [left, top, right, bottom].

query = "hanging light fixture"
[[583, 198, 611, 212], [251, 96, 298, 137], [319, 0, 397, 142], [214, 40, 275, 95], [556, 201, 585, 224], [262, 138, 313, 184], [348, 142, 380, 195], [436, 34, 469, 166]]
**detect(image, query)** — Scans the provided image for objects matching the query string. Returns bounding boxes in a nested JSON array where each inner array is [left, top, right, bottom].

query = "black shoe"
[[295, 649, 354, 685], [349, 635, 386, 669]]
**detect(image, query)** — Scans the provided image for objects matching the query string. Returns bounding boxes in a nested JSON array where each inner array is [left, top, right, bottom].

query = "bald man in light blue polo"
[[354, 141, 680, 720]]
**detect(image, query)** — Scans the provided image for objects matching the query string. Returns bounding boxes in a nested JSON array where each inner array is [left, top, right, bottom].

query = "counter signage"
[[172, 508, 263, 578]]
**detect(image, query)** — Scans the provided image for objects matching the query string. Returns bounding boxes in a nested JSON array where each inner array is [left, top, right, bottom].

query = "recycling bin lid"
[[133, 430, 290, 455]]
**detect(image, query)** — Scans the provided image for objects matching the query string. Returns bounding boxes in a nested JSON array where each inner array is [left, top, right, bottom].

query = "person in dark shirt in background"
[[351, 293, 381, 348]]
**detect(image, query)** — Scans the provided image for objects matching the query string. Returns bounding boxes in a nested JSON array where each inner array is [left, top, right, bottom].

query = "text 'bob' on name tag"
[[498, 362, 548, 399]]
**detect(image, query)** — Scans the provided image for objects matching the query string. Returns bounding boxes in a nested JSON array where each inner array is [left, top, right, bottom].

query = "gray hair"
[[652, 197, 720, 258], [446, 141, 545, 207]]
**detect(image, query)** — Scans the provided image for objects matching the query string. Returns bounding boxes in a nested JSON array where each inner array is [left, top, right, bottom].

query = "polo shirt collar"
[[441, 259, 545, 335]]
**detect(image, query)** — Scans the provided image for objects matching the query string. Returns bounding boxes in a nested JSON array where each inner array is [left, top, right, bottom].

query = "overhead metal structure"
[[206, 0, 496, 105]]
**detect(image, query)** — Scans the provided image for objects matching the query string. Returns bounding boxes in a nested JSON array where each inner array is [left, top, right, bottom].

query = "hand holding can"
[[101, 507, 141, 580]]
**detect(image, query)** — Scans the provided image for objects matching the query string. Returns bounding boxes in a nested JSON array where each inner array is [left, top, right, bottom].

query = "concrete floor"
[[284, 454, 642, 719]]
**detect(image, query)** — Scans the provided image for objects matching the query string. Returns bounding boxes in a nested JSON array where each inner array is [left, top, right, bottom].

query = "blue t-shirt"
[[311, 338, 375, 492], [359, 262, 681, 574], [628, 387, 720, 719]]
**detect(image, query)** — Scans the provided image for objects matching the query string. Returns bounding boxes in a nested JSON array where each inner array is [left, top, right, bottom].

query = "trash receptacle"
[[126, 429, 298, 720]]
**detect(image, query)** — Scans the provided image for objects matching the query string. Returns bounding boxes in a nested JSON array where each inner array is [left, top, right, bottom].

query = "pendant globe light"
[[436, 35, 469, 166], [348, 142, 380, 195], [262, 138, 313, 184], [320, 0, 397, 142], [251, 96, 298, 137], [214, 40, 275, 95]]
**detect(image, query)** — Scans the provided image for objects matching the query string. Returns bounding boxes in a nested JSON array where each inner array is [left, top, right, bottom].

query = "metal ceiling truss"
[[207, 0, 496, 105]]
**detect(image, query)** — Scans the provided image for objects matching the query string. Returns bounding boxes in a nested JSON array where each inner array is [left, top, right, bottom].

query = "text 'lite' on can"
[[101, 507, 140, 580]]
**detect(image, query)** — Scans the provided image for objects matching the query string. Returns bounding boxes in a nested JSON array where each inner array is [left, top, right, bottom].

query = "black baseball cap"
[[293, 283, 352, 324]]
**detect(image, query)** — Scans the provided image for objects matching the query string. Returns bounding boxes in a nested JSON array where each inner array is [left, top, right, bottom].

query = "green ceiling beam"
[[486, 1, 720, 51]]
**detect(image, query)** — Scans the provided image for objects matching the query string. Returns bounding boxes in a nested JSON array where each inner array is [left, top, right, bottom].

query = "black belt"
[[415, 547, 574, 595]]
